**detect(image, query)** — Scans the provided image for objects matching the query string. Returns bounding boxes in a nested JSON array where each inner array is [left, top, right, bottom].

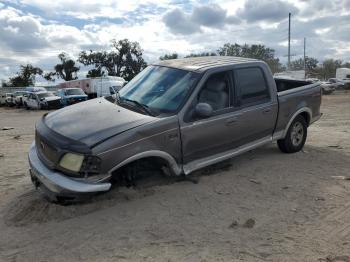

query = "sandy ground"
[[0, 92, 349, 262]]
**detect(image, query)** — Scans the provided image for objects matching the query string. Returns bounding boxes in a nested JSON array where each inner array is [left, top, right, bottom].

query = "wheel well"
[[111, 156, 170, 177], [110, 156, 171, 186], [299, 111, 310, 126]]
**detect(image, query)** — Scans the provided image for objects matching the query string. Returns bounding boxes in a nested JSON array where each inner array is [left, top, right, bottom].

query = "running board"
[[183, 136, 272, 175]]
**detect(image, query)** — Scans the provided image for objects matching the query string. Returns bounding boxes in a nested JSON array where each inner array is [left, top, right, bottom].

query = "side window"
[[110, 86, 116, 95], [197, 71, 232, 112], [185, 70, 233, 122], [235, 67, 270, 106]]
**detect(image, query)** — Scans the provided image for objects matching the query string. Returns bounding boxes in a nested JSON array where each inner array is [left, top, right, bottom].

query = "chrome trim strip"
[[108, 150, 183, 176], [29, 142, 111, 194], [183, 136, 272, 175]]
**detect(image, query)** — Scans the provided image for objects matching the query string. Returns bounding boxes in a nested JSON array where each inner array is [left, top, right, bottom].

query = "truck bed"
[[273, 77, 322, 138], [274, 78, 313, 93]]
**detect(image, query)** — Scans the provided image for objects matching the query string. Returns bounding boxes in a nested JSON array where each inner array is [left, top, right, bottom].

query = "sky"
[[0, 0, 349, 83]]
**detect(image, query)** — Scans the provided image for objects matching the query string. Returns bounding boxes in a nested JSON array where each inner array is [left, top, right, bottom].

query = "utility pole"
[[303, 37, 306, 79], [288, 12, 291, 70]]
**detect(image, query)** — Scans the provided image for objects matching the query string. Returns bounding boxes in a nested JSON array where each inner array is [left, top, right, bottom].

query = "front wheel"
[[277, 115, 307, 153]]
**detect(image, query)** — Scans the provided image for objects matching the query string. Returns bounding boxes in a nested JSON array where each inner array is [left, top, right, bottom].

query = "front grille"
[[36, 132, 60, 167], [47, 100, 61, 109]]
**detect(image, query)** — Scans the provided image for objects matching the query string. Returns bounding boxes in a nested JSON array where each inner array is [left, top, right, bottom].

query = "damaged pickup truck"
[[28, 56, 322, 202]]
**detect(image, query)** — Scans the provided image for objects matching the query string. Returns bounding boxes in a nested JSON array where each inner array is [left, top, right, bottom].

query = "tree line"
[[3, 39, 350, 87]]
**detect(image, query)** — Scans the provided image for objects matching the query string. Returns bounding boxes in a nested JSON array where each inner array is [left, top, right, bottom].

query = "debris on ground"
[[242, 218, 255, 228], [214, 188, 231, 195], [229, 220, 239, 228], [315, 197, 325, 201], [249, 179, 261, 185], [328, 145, 344, 149], [331, 176, 350, 180], [282, 186, 290, 189], [0, 153, 4, 158], [1, 127, 14, 130], [322, 255, 350, 262], [13, 135, 21, 139]]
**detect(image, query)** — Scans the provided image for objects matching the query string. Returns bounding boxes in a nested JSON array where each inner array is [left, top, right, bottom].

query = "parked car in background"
[[320, 82, 336, 95], [0, 94, 6, 106], [28, 56, 322, 202], [58, 77, 125, 99], [328, 78, 345, 89], [24, 91, 61, 110], [14, 91, 28, 107], [57, 88, 88, 106], [305, 78, 320, 83], [5, 93, 15, 107]]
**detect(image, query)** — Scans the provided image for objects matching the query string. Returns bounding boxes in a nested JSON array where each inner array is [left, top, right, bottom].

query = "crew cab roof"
[[154, 56, 259, 73]]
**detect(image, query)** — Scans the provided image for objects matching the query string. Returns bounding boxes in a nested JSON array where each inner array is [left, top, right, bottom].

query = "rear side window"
[[235, 67, 270, 106]]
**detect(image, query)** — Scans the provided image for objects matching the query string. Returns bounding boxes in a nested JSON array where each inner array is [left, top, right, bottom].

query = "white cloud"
[[14, 0, 173, 19], [0, 0, 349, 82]]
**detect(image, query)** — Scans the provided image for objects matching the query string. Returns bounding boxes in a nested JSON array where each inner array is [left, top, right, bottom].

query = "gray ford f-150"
[[28, 56, 322, 202]]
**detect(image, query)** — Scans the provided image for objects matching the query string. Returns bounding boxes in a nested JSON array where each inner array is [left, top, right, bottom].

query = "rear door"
[[231, 66, 278, 146]]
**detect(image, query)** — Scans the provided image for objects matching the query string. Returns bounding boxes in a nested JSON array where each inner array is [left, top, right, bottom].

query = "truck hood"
[[44, 98, 155, 147], [44, 96, 61, 102]]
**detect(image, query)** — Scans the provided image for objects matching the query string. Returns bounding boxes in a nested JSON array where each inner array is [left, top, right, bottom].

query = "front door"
[[180, 70, 237, 165]]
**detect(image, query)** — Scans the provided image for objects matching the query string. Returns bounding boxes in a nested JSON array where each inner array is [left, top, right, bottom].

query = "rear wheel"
[[277, 115, 307, 153]]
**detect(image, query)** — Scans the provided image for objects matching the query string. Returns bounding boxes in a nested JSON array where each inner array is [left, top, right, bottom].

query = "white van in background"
[[336, 68, 350, 80], [58, 77, 126, 99], [336, 68, 350, 89]]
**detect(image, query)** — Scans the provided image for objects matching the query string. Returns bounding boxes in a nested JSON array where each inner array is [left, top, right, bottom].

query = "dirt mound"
[[4, 187, 158, 226]]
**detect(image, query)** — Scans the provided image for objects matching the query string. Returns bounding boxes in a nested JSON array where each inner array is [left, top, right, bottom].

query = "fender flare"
[[282, 107, 312, 138], [108, 150, 183, 176]]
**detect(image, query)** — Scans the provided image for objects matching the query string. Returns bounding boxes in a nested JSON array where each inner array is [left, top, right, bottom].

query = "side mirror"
[[195, 103, 213, 118]]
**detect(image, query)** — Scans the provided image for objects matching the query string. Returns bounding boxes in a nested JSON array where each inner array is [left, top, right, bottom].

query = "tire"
[[277, 115, 307, 153], [24, 102, 29, 110]]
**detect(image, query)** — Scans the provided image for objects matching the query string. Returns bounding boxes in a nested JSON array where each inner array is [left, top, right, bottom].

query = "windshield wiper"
[[121, 98, 154, 116]]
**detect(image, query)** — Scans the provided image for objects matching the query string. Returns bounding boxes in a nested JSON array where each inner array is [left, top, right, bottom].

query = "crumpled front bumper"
[[28, 142, 111, 201]]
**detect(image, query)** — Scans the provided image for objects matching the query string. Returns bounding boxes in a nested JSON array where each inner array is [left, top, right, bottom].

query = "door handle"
[[225, 117, 239, 126], [168, 133, 178, 141]]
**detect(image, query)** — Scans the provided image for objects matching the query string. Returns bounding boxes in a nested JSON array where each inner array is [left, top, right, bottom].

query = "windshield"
[[37, 93, 53, 99], [118, 65, 199, 115], [65, 88, 85, 96]]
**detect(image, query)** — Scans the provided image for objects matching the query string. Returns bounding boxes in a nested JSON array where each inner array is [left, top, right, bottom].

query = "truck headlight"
[[59, 153, 84, 172]]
